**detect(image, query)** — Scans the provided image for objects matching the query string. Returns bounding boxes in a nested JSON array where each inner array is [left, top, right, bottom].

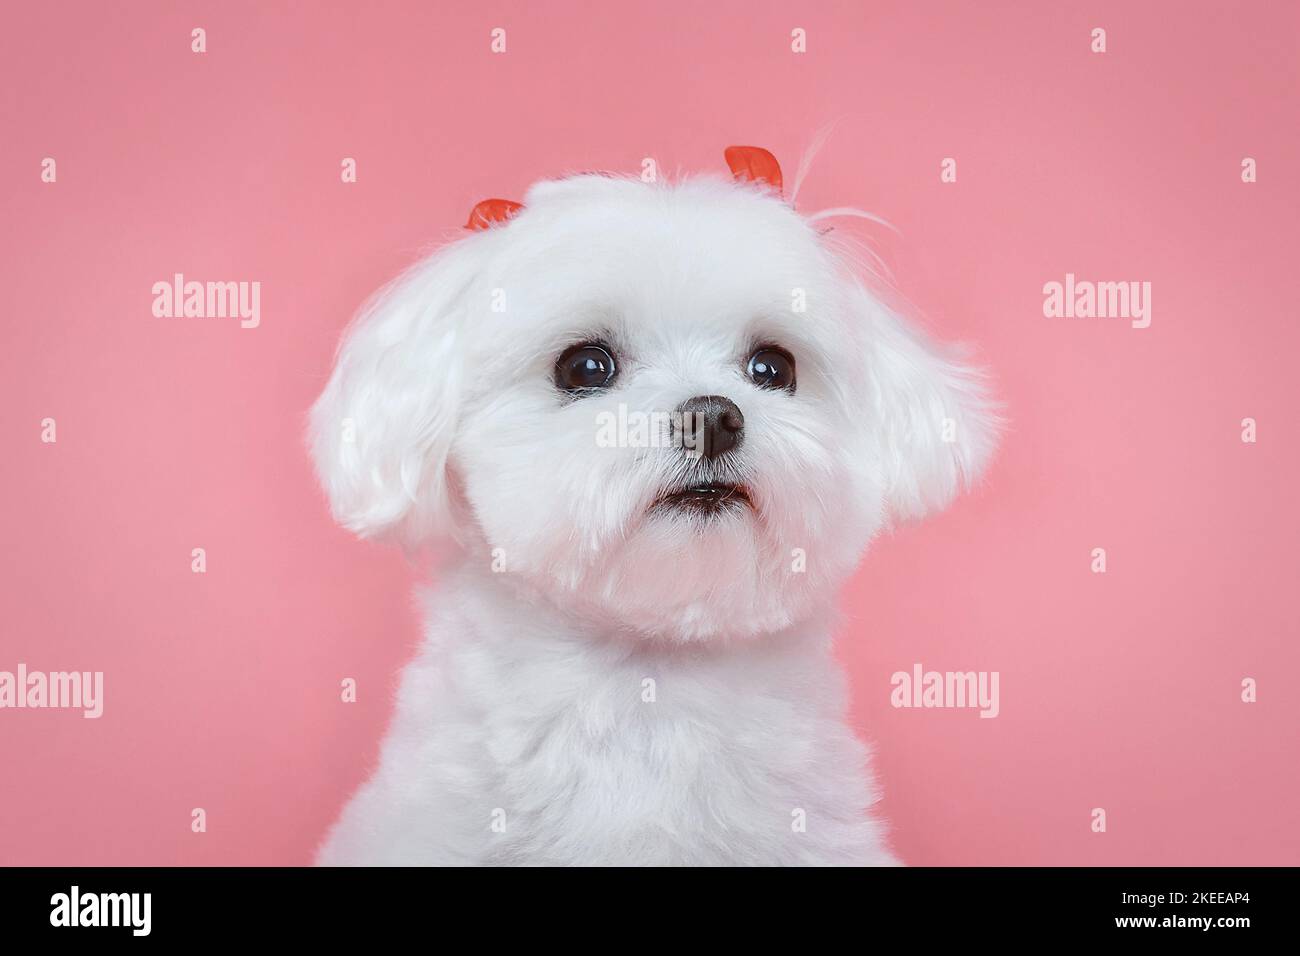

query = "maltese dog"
[[310, 146, 997, 866]]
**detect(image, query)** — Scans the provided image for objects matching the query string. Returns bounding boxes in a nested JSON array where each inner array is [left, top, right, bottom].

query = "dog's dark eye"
[[746, 347, 796, 391], [555, 343, 618, 393]]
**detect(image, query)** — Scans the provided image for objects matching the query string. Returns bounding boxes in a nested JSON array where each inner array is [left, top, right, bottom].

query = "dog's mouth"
[[651, 482, 753, 517]]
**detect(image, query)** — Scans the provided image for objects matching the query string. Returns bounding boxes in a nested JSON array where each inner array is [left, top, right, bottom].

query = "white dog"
[[310, 147, 997, 866]]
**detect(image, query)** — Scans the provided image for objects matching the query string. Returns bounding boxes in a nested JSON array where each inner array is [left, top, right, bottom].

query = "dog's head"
[[311, 148, 997, 640]]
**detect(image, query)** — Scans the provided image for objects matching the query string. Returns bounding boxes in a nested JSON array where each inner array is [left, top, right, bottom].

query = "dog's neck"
[[433, 557, 835, 660]]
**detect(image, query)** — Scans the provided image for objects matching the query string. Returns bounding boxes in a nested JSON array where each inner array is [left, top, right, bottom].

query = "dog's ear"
[[855, 291, 999, 522], [309, 240, 484, 542]]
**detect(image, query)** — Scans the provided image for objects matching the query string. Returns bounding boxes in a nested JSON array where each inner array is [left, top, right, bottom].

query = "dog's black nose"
[[678, 395, 745, 460]]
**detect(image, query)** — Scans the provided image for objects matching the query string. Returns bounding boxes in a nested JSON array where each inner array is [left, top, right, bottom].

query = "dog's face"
[[311, 169, 996, 640]]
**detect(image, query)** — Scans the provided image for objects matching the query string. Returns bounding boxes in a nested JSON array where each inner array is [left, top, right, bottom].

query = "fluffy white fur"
[[310, 171, 997, 866]]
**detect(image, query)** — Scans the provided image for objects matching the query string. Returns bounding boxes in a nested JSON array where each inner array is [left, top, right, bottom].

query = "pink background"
[[3, 1, 1297, 866]]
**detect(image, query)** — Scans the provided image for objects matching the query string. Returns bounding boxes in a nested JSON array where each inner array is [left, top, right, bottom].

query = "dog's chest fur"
[[318, 566, 896, 866]]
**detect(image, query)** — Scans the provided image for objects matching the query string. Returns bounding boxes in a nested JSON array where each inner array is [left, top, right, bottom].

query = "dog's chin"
[[549, 485, 803, 642]]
